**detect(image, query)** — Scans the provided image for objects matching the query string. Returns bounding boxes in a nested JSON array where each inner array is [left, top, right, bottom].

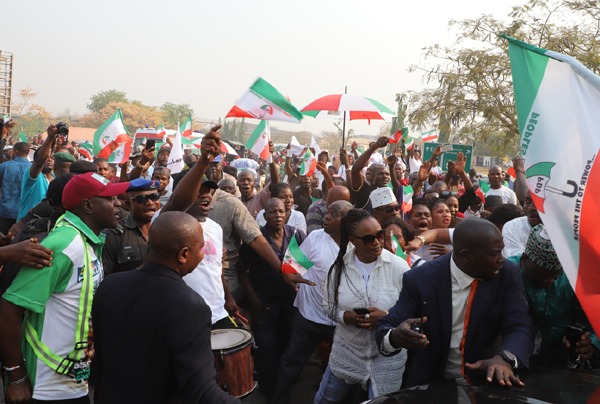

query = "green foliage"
[[222, 119, 245, 143], [87, 90, 128, 113], [406, 0, 600, 157], [160, 102, 194, 128]]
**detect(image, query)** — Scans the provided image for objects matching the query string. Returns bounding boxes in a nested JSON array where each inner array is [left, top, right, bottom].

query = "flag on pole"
[[310, 136, 322, 156], [246, 120, 271, 160], [289, 135, 305, 156], [389, 127, 408, 144], [421, 129, 439, 143], [401, 185, 414, 214], [225, 77, 304, 123], [78, 141, 94, 161], [299, 149, 317, 177], [166, 125, 185, 174], [282, 234, 314, 276], [180, 117, 193, 138], [19, 130, 27, 143], [93, 109, 132, 164], [504, 35, 600, 333]]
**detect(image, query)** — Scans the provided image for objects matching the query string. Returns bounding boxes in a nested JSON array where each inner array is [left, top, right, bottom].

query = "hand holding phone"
[[441, 144, 453, 153], [146, 139, 156, 150], [353, 308, 370, 315]]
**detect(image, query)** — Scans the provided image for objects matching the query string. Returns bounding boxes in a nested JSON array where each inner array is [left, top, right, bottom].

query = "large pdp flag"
[[504, 35, 600, 333], [92, 109, 132, 164], [226, 77, 304, 123]]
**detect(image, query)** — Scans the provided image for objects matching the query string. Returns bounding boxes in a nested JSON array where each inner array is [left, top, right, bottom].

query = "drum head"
[[211, 329, 252, 350]]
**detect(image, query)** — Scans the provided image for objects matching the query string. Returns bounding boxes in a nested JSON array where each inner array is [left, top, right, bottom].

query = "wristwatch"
[[416, 235, 426, 246], [499, 350, 518, 370]]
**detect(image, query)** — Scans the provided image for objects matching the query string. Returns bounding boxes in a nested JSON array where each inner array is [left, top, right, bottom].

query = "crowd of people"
[[0, 119, 597, 404]]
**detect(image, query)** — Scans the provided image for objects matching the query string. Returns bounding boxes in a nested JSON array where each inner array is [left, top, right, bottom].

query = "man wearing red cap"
[[0, 172, 128, 403]]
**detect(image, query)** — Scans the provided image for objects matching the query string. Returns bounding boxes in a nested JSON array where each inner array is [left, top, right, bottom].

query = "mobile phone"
[[441, 144, 453, 153], [353, 308, 370, 315], [566, 324, 585, 361], [146, 139, 156, 150], [411, 301, 427, 334]]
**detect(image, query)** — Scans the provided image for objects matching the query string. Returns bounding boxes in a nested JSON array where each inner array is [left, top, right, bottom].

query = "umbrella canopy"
[[188, 135, 239, 156], [301, 94, 395, 122]]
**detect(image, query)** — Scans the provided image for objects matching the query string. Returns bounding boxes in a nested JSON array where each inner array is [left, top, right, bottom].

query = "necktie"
[[460, 279, 480, 375]]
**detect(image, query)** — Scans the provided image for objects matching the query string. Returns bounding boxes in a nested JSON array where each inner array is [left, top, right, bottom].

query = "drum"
[[211, 328, 257, 398]]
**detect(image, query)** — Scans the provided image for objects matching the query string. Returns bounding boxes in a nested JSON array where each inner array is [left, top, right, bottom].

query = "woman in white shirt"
[[255, 183, 307, 233], [315, 210, 410, 403]]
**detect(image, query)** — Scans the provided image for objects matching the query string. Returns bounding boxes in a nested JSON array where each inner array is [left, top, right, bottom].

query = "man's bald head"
[[432, 181, 448, 194], [264, 197, 285, 212], [326, 185, 351, 205], [453, 218, 505, 279], [329, 200, 353, 216], [149, 211, 204, 275]]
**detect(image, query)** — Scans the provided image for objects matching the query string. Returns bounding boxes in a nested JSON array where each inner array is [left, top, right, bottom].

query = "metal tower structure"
[[0, 50, 14, 117]]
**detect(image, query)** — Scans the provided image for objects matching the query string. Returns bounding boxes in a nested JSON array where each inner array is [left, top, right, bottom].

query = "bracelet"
[[3, 362, 23, 372], [9, 376, 27, 385], [516, 169, 525, 175], [416, 235, 426, 246]]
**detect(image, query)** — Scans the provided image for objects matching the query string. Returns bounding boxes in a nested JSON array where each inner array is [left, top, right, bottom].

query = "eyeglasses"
[[128, 193, 160, 204], [376, 204, 401, 214], [352, 230, 385, 245]]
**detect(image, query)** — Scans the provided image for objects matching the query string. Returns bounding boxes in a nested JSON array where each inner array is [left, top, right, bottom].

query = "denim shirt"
[[0, 157, 31, 219]]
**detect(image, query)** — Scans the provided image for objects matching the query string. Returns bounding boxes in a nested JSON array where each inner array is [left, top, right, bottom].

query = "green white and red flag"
[[78, 141, 94, 161], [389, 127, 408, 144], [226, 77, 304, 123], [391, 234, 410, 265], [299, 149, 317, 177], [401, 185, 414, 214], [180, 117, 193, 138], [421, 129, 439, 143], [282, 234, 314, 276], [245, 120, 271, 160], [92, 109, 132, 164], [505, 35, 600, 333]]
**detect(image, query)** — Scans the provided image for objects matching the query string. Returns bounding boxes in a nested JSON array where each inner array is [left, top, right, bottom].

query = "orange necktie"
[[460, 279, 480, 375]]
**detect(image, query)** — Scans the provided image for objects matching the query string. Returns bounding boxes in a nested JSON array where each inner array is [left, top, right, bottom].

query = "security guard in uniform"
[[102, 178, 161, 275]]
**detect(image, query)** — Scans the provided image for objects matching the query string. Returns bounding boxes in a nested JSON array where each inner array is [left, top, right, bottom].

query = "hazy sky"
[[2, 0, 515, 136]]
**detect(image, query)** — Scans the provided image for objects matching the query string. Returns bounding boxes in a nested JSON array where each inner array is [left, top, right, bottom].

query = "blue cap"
[[128, 178, 159, 192]]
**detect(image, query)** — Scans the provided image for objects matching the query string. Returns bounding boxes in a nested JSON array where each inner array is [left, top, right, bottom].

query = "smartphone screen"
[[353, 308, 370, 315], [441, 144, 453, 152], [146, 139, 156, 150]]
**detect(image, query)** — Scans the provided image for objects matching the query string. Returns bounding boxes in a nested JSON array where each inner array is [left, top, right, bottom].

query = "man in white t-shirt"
[[485, 165, 518, 205], [273, 200, 353, 404], [502, 192, 542, 258]]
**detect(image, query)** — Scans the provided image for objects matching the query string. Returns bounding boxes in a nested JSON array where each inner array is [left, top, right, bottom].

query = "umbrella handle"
[[546, 180, 578, 198]]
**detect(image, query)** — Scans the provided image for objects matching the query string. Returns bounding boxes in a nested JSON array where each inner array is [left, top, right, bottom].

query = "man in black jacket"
[[92, 211, 239, 403]]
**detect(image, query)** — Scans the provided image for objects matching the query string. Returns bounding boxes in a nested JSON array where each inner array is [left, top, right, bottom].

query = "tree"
[[405, 0, 600, 157], [10, 88, 52, 139], [160, 102, 194, 128], [80, 101, 163, 133], [87, 90, 128, 113]]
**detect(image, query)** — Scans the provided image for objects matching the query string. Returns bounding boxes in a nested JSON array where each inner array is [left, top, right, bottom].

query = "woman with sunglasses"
[[315, 209, 410, 403]]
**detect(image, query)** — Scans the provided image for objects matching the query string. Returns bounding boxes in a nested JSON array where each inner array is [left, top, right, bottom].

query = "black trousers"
[[272, 309, 336, 404]]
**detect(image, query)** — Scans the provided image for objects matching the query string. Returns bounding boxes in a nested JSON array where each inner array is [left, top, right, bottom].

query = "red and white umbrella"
[[301, 94, 395, 123]]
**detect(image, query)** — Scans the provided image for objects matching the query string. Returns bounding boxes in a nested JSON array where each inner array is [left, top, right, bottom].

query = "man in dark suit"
[[376, 219, 534, 388], [92, 211, 239, 403]]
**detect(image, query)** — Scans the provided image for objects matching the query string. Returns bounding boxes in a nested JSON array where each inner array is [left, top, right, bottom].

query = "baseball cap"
[[201, 178, 218, 190], [62, 172, 130, 210]]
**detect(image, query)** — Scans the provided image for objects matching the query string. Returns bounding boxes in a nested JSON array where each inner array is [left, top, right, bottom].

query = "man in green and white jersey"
[[0, 172, 128, 403]]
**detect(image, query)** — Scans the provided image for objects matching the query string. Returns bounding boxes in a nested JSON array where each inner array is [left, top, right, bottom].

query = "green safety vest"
[[24, 219, 94, 382]]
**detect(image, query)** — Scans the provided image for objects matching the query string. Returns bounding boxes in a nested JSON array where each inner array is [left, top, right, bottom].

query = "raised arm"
[[316, 162, 335, 194], [30, 125, 58, 179], [128, 147, 155, 181], [161, 126, 222, 213], [351, 136, 389, 190], [512, 157, 527, 204], [267, 141, 280, 189], [387, 155, 400, 190]]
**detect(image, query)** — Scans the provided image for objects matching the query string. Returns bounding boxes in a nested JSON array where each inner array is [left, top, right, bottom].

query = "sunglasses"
[[353, 230, 385, 245], [128, 193, 160, 204], [376, 204, 401, 214]]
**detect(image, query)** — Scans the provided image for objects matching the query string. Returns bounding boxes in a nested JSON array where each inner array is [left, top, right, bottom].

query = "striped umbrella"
[[301, 94, 395, 123]]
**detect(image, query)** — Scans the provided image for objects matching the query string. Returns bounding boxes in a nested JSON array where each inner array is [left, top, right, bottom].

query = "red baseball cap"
[[62, 172, 129, 210]]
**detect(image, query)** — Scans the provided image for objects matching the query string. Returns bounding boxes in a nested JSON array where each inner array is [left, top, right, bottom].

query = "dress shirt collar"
[[450, 253, 476, 290]]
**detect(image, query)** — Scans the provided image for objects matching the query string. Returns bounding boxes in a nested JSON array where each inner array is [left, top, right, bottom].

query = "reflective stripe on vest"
[[24, 219, 94, 374]]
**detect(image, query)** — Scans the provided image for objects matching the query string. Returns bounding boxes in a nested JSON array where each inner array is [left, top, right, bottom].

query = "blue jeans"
[[313, 365, 373, 404]]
